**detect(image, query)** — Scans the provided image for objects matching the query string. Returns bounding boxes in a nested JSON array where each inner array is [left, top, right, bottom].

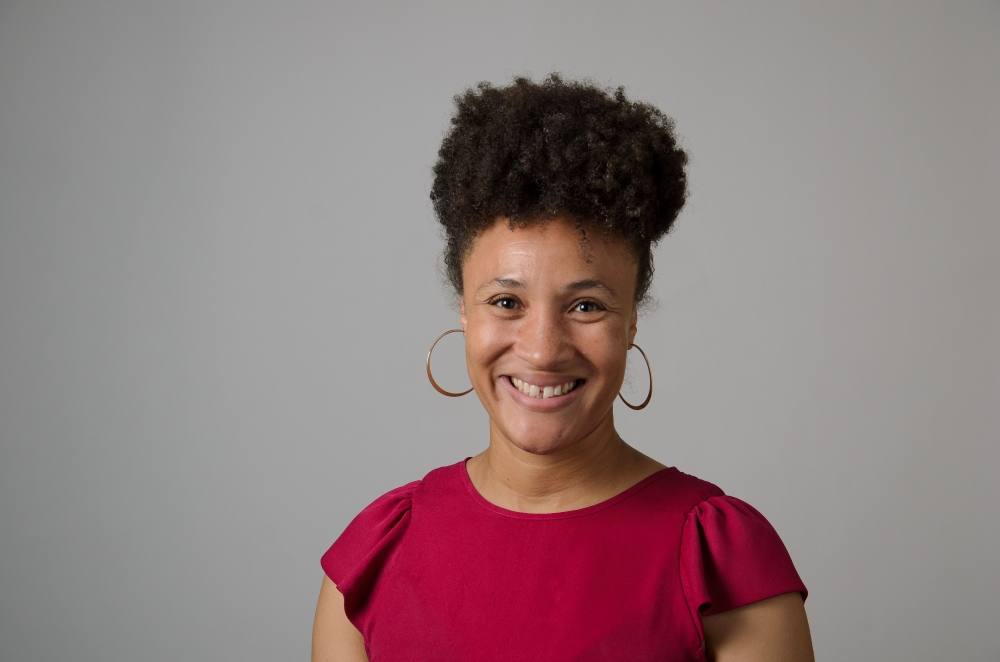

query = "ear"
[[459, 298, 467, 331], [627, 305, 638, 346]]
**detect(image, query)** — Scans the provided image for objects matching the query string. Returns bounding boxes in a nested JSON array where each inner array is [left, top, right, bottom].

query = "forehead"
[[463, 217, 635, 285]]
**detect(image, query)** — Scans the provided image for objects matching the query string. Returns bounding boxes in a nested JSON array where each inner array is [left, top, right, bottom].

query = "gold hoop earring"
[[618, 343, 653, 410], [426, 329, 474, 397]]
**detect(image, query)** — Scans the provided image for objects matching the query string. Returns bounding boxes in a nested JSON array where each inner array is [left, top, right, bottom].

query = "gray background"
[[0, 1, 997, 660]]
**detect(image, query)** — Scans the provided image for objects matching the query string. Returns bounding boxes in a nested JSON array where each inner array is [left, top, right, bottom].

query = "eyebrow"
[[475, 278, 525, 296], [476, 277, 617, 298], [565, 279, 616, 297]]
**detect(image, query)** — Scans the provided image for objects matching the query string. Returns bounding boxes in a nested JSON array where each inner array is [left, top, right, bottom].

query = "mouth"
[[507, 376, 581, 399]]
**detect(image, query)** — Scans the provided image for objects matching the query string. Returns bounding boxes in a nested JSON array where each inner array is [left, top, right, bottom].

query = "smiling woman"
[[312, 75, 814, 662]]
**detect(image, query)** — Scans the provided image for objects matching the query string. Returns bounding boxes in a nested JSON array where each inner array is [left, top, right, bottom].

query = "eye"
[[493, 297, 518, 310], [573, 300, 602, 313]]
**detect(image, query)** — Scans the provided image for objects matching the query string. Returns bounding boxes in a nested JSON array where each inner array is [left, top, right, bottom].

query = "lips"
[[508, 376, 580, 399]]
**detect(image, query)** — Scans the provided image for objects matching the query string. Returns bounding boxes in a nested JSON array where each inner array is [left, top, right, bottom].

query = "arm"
[[702, 592, 814, 662], [312, 576, 369, 662]]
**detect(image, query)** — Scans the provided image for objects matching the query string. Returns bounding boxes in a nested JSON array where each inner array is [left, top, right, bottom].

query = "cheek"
[[577, 325, 628, 381], [464, 319, 507, 376]]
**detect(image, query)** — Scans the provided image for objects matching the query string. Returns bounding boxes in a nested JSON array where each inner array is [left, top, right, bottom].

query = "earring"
[[426, 329, 474, 397], [619, 343, 653, 410]]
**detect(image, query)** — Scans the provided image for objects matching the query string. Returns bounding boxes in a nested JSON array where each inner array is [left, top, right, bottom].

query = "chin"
[[502, 421, 581, 456], [510, 439, 567, 456]]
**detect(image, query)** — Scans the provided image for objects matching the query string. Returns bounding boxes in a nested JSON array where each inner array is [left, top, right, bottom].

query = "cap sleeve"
[[679, 495, 807, 630], [321, 481, 418, 626]]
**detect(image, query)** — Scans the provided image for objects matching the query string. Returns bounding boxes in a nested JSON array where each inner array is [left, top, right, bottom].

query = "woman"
[[313, 75, 814, 661]]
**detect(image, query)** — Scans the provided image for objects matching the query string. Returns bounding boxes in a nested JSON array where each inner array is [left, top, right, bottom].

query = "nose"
[[514, 307, 574, 369]]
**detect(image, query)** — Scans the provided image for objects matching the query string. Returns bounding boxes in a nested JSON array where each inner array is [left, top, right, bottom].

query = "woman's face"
[[460, 216, 638, 455]]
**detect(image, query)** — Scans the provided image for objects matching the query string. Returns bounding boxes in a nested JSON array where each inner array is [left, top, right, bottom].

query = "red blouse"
[[321, 460, 806, 661]]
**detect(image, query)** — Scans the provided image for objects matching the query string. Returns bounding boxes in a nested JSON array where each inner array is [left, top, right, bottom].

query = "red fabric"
[[321, 460, 806, 661]]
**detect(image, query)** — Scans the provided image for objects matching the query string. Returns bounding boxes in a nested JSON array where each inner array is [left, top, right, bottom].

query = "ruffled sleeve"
[[321, 481, 418, 627], [679, 495, 807, 633]]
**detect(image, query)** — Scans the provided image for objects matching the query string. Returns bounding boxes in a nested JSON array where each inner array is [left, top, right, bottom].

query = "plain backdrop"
[[1, 1, 997, 660]]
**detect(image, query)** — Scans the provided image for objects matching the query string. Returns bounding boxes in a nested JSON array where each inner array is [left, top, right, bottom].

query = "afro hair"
[[430, 73, 688, 304]]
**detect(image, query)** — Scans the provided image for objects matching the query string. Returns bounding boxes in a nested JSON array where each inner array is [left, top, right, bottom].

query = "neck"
[[467, 411, 660, 513]]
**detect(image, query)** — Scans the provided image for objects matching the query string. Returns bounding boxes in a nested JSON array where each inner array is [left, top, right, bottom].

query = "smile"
[[508, 377, 579, 399]]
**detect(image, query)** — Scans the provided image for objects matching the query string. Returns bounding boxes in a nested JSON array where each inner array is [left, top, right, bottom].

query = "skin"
[[312, 216, 814, 662]]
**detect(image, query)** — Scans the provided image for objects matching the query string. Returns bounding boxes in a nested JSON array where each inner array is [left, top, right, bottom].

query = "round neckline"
[[459, 458, 677, 520]]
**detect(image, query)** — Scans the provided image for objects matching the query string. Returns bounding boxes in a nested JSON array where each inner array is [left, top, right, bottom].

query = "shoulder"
[[670, 471, 791, 553], [649, 468, 788, 529], [320, 461, 464, 587], [319, 480, 416, 589], [671, 471, 808, 622], [665, 468, 726, 505], [626, 467, 725, 518]]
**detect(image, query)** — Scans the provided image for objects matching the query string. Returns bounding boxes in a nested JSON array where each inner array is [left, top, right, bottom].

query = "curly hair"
[[430, 73, 688, 304]]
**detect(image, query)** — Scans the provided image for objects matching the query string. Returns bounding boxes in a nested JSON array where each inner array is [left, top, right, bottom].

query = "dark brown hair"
[[430, 73, 688, 304]]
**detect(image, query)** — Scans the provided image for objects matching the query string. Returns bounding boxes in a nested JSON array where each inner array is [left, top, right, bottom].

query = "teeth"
[[510, 377, 578, 399]]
